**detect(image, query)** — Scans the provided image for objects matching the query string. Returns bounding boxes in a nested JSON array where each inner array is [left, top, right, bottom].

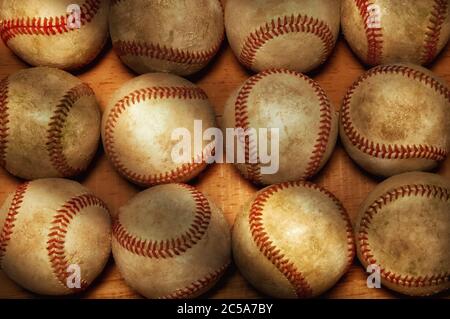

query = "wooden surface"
[[0, 20, 450, 299]]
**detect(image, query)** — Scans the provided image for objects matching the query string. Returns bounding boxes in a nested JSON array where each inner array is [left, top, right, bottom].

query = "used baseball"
[[355, 172, 450, 296], [109, 0, 224, 76], [340, 63, 450, 177], [112, 183, 231, 299], [102, 72, 216, 187], [0, 0, 110, 70], [0, 178, 111, 295], [232, 181, 355, 298], [0, 67, 101, 180], [222, 69, 338, 185], [225, 0, 341, 73], [341, 0, 450, 66]]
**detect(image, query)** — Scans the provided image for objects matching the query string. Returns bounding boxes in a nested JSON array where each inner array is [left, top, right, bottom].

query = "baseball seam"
[[341, 64, 450, 160], [421, 0, 448, 65], [234, 72, 264, 184], [302, 76, 333, 178], [239, 14, 335, 69], [249, 181, 355, 297], [0, 78, 9, 168], [47, 194, 108, 291], [113, 184, 211, 258], [159, 262, 230, 299], [358, 184, 450, 287], [0, 0, 102, 43], [46, 83, 95, 177], [234, 69, 333, 183], [0, 182, 29, 267], [104, 86, 212, 186], [355, 0, 383, 65], [113, 40, 222, 66]]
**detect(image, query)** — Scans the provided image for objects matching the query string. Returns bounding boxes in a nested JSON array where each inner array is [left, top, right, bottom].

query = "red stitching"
[[113, 184, 212, 258], [358, 184, 450, 287], [0, 0, 101, 43], [422, 0, 448, 65], [47, 194, 108, 291], [0, 78, 9, 168], [249, 181, 355, 297], [46, 83, 95, 177], [354, 0, 383, 65], [159, 262, 230, 299], [113, 40, 222, 66], [301, 78, 333, 178], [234, 72, 263, 184], [341, 65, 450, 160], [0, 182, 29, 267], [104, 86, 212, 186], [239, 14, 335, 69], [234, 69, 333, 183]]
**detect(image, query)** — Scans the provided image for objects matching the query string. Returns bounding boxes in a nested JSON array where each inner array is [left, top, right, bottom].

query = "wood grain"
[[0, 10, 449, 299]]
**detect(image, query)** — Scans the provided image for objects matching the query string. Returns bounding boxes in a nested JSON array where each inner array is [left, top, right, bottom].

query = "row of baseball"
[[1, 62, 449, 185], [1, 171, 448, 298], [0, 1, 449, 75]]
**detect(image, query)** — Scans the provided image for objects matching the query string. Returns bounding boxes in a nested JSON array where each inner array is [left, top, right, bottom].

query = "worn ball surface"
[[339, 63, 450, 177], [0, 0, 110, 70], [112, 183, 231, 299], [232, 181, 355, 298], [109, 0, 224, 76], [222, 69, 338, 185], [355, 172, 450, 296], [102, 72, 216, 187], [341, 0, 450, 66], [225, 0, 340, 73], [0, 67, 101, 180], [0, 178, 111, 295]]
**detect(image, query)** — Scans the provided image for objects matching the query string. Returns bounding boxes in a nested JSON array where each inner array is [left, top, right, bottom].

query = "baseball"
[[222, 69, 338, 185], [112, 183, 231, 299], [340, 63, 450, 177], [355, 172, 450, 296], [0, 178, 111, 295], [341, 0, 450, 66], [109, 0, 224, 76], [232, 181, 355, 298], [225, 0, 341, 73], [0, 67, 101, 180], [0, 0, 110, 70], [102, 72, 216, 187]]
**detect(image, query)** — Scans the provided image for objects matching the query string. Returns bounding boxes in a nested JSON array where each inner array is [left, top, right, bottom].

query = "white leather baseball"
[[109, 0, 224, 76], [112, 183, 231, 299], [225, 0, 341, 73], [0, 67, 101, 180], [0, 178, 111, 295], [355, 172, 450, 296], [0, 0, 110, 70], [341, 0, 450, 66], [340, 63, 450, 177], [232, 181, 355, 298], [222, 68, 338, 185], [101, 72, 216, 187]]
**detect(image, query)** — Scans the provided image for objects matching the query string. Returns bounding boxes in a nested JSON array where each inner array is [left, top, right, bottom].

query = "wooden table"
[[0, 13, 449, 299]]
